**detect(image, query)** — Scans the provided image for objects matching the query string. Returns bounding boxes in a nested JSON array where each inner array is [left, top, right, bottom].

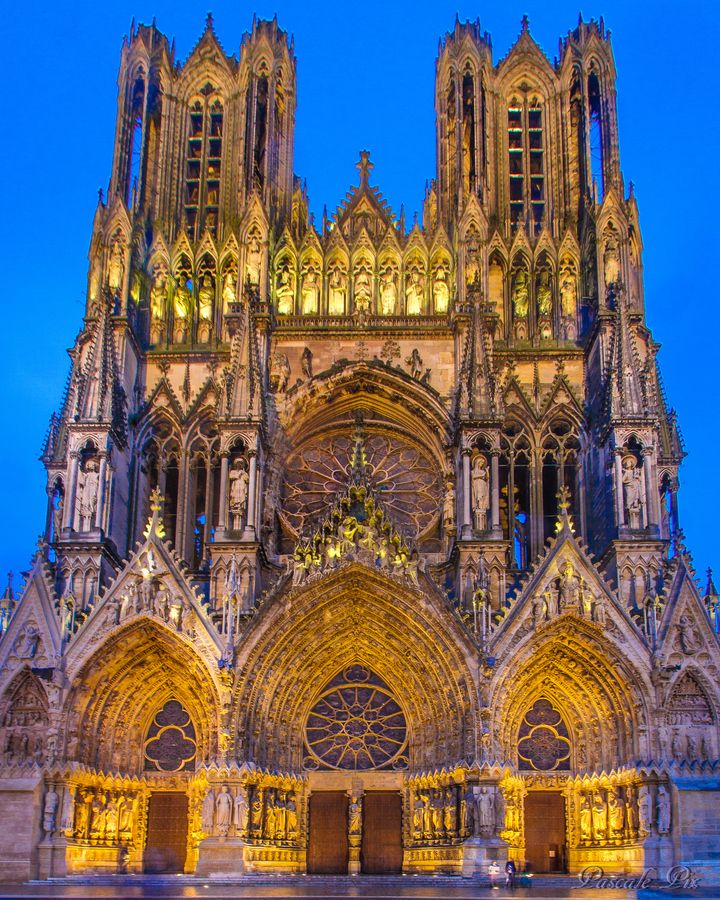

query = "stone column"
[[614, 450, 625, 528], [217, 453, 230, 532], [94, 453, 108, 530], [462, 448, 472, 538], [490, 451, 501, 532], [63, 452, 80, 531], [244, 451, 258, 538], [642, 447, 660, 529]]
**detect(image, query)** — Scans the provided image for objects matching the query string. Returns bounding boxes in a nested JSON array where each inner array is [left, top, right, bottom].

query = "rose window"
[[517, 698, 571, 771], [304, 665, 408, 770], [282, 433, 441, 540]]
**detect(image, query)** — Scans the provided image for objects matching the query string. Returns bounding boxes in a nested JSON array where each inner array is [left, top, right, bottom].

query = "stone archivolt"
[[0, 10, 719, 886]]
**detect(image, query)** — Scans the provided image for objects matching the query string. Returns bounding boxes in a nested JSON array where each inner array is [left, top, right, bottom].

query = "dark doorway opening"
[[307, 791, 349, 874], [143, 791, 189, 873], [524, 790, 566, 873]]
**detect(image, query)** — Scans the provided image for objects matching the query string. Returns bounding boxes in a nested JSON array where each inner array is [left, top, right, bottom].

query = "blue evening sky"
[[0, 0, 716, 594]]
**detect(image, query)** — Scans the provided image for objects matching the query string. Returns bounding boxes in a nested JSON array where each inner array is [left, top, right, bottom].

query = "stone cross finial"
[[144, 487, 166, 539], [356, 150, 374, 187]]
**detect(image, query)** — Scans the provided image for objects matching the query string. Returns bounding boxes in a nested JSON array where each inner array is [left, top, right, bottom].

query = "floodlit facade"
[[0, 12, 719, 883]]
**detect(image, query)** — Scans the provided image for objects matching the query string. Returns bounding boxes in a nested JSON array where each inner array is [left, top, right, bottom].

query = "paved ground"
[[0, 875, 715, 900]]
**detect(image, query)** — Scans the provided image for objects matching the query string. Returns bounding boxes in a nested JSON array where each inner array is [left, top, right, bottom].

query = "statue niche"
[[197, 272, 214, 343], [405, 264, 425, 315], [275, 258, 296, 316], [149, 267, 168, 344], [301, 262, 320, 315], [328, 262, 347, 316], [511, 265, 529, 339], [379, 263, 398, 315], [76, 452, 100, 531], [227, 456, 249, 531], [432, 260, 450, 314], [621, 452, 643, 529], [559, 259, 578, 340], [536, 264, 553, 340], [353, 259, 372, 314], [172, 271, 192, 343]]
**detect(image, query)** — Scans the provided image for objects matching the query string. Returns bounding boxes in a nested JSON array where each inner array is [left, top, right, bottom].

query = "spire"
[[77, 294, 127, 443]]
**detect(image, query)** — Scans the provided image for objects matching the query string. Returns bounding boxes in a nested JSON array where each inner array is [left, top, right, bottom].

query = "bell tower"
[[435, 19, 492, 228], [239, 16, 296, 224]]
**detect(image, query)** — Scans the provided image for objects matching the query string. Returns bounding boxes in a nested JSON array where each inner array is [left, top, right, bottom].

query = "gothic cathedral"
[[0, 13, 718, 884]]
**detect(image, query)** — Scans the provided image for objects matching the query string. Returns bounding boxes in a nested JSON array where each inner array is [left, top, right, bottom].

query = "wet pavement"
[[0, 875, 715, 900]]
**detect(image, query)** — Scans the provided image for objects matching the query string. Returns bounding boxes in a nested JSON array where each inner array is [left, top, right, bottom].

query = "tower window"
[[184, 92, 223, 239], [125, 75, 146, 207], [507, 97, 545, 234], [588, 73, 604, 203]]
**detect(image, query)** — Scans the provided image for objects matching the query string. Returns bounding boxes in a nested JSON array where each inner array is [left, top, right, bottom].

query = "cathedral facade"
[[0, 13, 719, 884]]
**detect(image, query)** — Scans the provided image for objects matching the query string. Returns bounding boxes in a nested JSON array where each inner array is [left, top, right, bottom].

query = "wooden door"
[[524, 791, 566, 874], [143, 791, 189, 874], [307, 792, 349, 874], [361, 791, 403, 874]]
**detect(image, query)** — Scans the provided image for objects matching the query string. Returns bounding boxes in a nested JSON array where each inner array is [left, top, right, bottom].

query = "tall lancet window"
[[184, 86, 223, 239], [126, 74, 146, 207], [507, 95, 545, 234], [588, 72, 604, 202]]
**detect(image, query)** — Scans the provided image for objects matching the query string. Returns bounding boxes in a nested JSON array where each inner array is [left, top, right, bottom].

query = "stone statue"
[[536, 269, 552, 318], [78, 458, 99, 530], [354, 263, 372, 312], [301, 267, 320, 315], [222, 272, 237, 311], [477, 787, 495, 836], [559, 560, 580, 611], [579, 795, 592, 841], [234, 788, 249, 836], [471, 454, 490, 531], [638, 785, 652, 834], [512, 269, 529, 319], [270, 352, 291, 393], [201, 788, 215, 833], [406, 348, 423, 380], [275, 264, 295, 315], [591, 792, 607, 840], [671, 731, 682, 759], [412, 793, 423, 838], [657, 785, 671, 834], [107, 243, 124, 293], [533, 593, 549, 627], [560, 270, 576, 317], [264, 791, 277, 840], [379, 266, 397, 315], [686, 734, 697, 760], [625, 786, 637, 833], [245, 237, 263, 285], [430, 790, 443, 837], [443, 481, 456, 532], [701, 735, 711, 760], [150, 271, 167, 322], [604, 237, 621, 286], [301, 347, 313, 380], [443, 788, 457, 836], [53, 493, 64, 540], [465, 232, 480, 285], [286, 794, 298, 841], [60, 789, 75, 835], [173, 280, 191, 342], [461, 785, 475, 835], [197, 275, 214, 342], [622, 455, 643, 528], [215, 785, 233, 836], [608, 790, 625, 838], [348, 794, 362, 836], [405, 267, 424, 315], [433, 264, 450, 314], [328, 266, 347, 316], [43, 787, 59, 834], [228, 461, 249, 530]]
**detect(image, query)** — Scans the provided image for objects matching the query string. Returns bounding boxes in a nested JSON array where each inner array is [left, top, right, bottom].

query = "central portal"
[[143, 791, 189, 873], [361, 791, 403, 874], [524, 791, 567, 873]]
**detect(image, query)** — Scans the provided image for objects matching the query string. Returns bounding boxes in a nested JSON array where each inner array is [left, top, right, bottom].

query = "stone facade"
[[0, 12, 719, 884]]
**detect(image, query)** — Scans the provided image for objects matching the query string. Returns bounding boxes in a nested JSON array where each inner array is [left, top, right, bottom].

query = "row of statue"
[[3, 729, 45, 765], [578, 784, 671, 843], [100, 575, 192, 635], [274, 260, 452, 317], [410, 784, 504, 843], [533, 560, 606, 627], [149, 267, 241, 344], [292, 488, 420, 586], [69, 788, 137, 845], [201, 785, 298, 843], [667, 732, 712, 762]]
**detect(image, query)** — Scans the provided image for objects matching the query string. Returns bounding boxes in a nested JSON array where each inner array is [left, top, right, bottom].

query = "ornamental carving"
[[282, 433, 441, 540], [303, 665, 408, 770], [517, 698, 571, 771], [666, 672, 713, 726]]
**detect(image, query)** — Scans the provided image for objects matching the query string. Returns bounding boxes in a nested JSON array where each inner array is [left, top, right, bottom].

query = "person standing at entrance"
[[488, 860, 500, 889], [505, 859, 516, 889]]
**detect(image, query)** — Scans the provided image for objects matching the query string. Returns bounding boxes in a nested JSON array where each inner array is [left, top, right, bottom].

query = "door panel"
[[524, 791, 566, 874], [307, 792, 349, 874], [143, 791, 189, 874], [361, 791, 403, 874]]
